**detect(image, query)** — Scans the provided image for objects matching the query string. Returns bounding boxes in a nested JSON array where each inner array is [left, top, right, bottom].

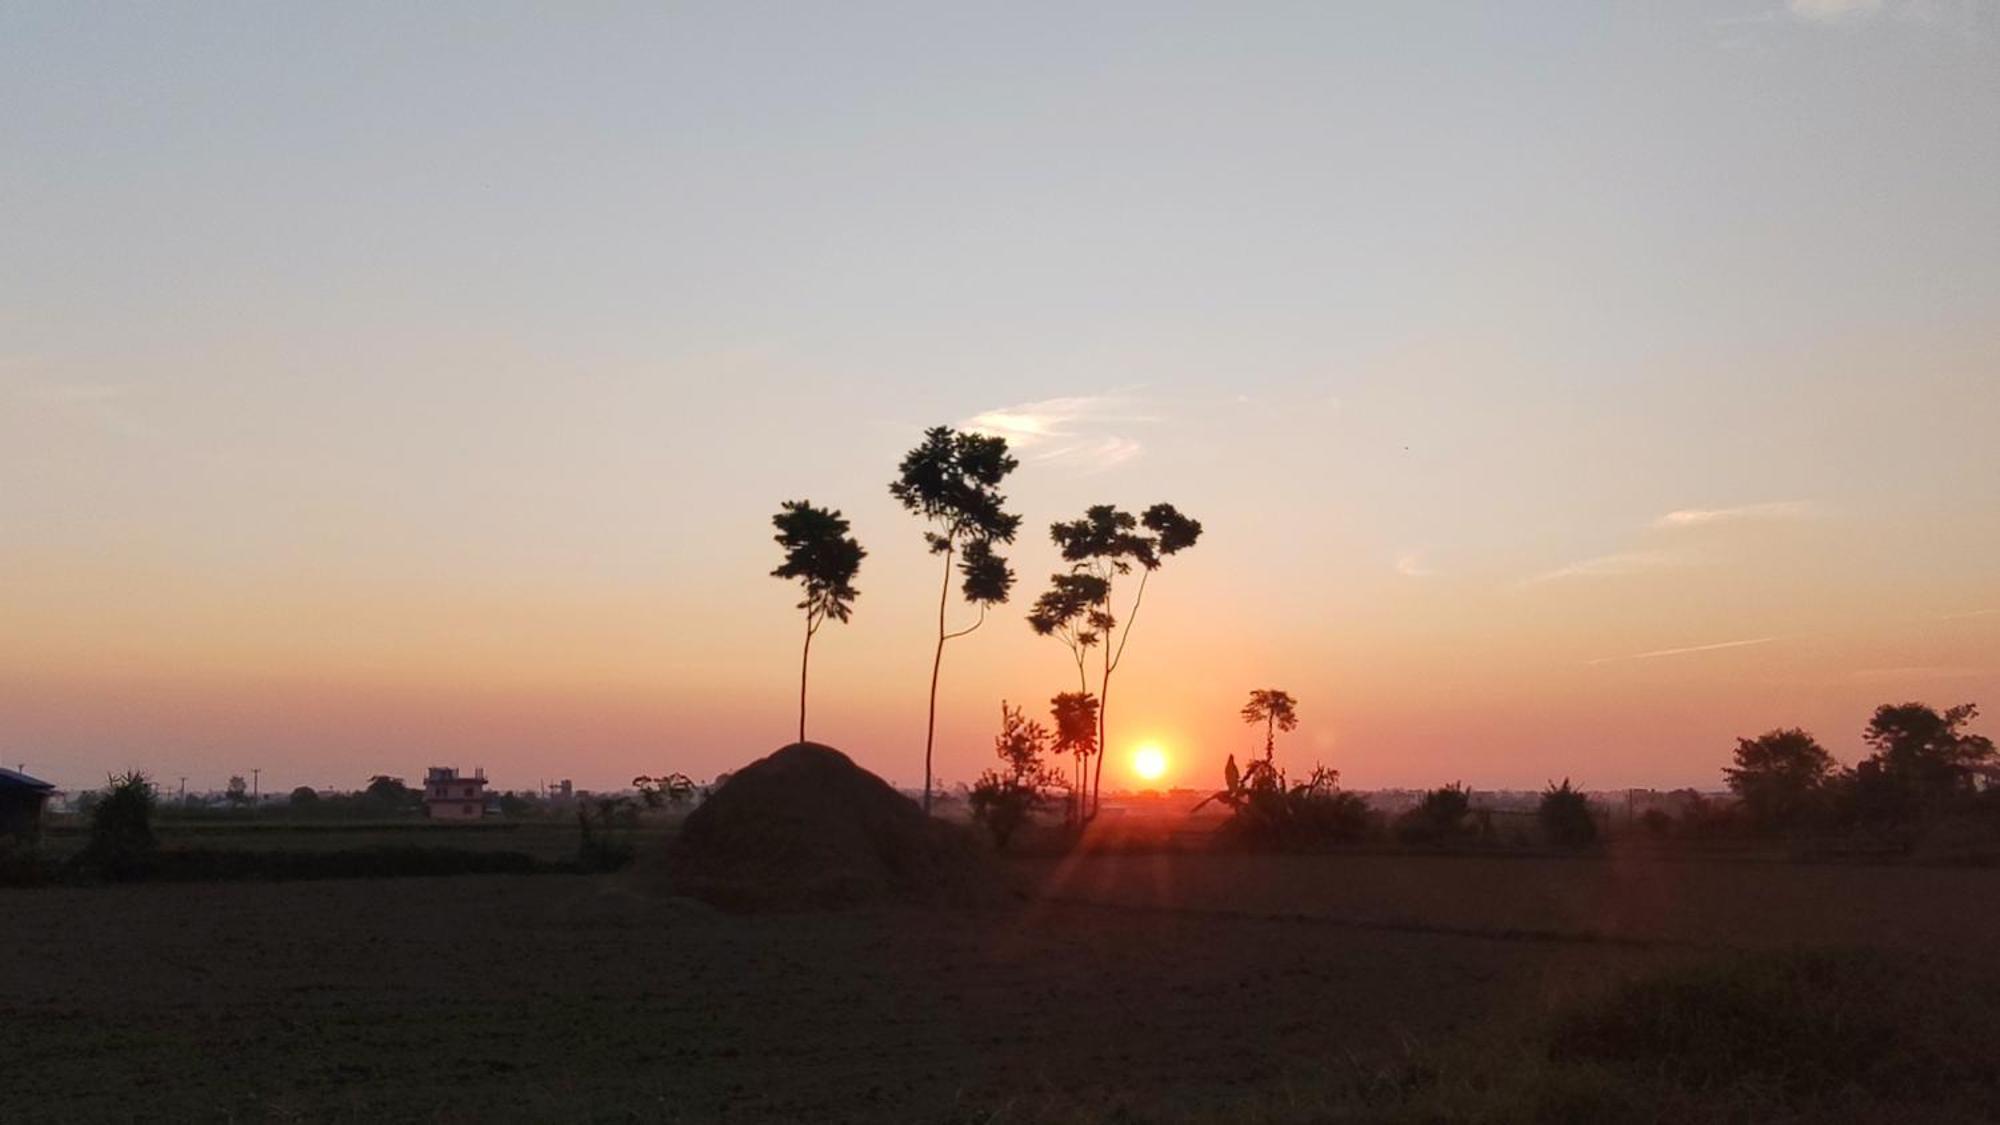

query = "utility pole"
[[179, 777, 188, 804], [252, 768, 260, 800]]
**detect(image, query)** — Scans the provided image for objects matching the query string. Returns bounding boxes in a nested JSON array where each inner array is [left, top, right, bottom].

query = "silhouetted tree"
[[1723, 728, 1836, 833], [287, 785, 319, 809], [361, 775, 422, 816], [1025, 571, 1111, 692], [1539, 778, 1597, 848], [633, 772, 697, 808], [225, 775, 249, 807], [770, 500, 866, 744], [1240, 689, 1298, 763], [1856, 702, 1995, 821], [891, 427, 1022, 812], [1049, 690, 1099, 823], [968, 702, 1060, 849], [1028, 502, 1202, 817]]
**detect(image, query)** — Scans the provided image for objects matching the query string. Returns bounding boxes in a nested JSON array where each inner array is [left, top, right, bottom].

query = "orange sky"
[[4, 4, 1998, 794]]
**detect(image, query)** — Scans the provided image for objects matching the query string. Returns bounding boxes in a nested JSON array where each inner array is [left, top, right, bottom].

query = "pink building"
[[423, 766, 489, 820]]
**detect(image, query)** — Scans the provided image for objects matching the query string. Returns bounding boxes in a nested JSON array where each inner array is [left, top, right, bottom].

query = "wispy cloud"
[[1788, 0, 1883, 22], [1525, 551, 1683, 585], [1931, 608, 1998, 622], [962, 394, 1152, 473], [1587, 636, 1782, 666], [1395, 551, 1434, 578], [1653, 501, 1816, 529]]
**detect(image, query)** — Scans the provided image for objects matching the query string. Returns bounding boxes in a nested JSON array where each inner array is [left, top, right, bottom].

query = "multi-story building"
[[423, 766, 488, 821]]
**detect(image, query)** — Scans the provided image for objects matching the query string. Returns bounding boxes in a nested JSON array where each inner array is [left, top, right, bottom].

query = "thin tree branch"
[[942, 603, 987, 641]]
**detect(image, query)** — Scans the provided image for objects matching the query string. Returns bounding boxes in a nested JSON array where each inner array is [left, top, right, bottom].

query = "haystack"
[[663, 742, 999, 911]]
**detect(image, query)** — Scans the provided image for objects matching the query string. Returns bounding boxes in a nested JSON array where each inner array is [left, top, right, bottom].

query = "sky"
[[4, 1, 1998, 796]]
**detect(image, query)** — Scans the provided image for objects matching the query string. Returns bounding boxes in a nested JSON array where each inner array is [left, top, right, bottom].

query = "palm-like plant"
[[1241, 689, 1299, 762]]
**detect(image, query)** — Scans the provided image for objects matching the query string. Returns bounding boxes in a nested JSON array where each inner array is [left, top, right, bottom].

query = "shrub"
[[968, 702, 1061, 849], [1203, 758, 1373, 849], [1396, 782, 1473, 845], [1538, 778, 1597, 848], [83, 770, 159, 879]]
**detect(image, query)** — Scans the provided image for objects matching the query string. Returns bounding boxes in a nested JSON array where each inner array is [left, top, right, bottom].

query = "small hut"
[[0, 767, 56, 845]]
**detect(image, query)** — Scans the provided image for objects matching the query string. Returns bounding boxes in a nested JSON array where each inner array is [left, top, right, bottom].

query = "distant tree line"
[[1720, 702, 1996, 839]]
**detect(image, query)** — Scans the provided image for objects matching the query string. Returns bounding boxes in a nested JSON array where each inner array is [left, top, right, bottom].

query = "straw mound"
[[663, 742, 999, 911]]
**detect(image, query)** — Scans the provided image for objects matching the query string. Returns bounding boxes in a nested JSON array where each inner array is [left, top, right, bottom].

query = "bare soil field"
[[2, 852, 1994, 1122]]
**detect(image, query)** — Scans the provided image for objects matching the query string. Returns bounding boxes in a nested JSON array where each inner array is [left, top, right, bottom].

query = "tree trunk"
[[1092, 629, 1111, 819], [923, 548, 953, 814], [798, 613, 814, 745]]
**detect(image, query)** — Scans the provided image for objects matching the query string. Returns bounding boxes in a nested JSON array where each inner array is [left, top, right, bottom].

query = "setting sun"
[[1132, 744, 1169, 783]]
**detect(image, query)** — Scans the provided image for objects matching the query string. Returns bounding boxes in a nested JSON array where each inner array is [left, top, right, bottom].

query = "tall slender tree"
[[770, 500, 865, 744], [890, 427, 1022, 812], [1240, 689, 1299, 763], [1029, 502, 1202, 818]]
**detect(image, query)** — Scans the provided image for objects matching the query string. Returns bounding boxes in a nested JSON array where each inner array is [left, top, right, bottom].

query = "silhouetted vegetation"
[[770, 499, 866, 744], [1028, 502, 1201, 818], [1847, 701, 1996, 827], [83, 770, 159, 878], [1200, 754, 1370, 849], [1725, 727, 1836, 833], [968, 702, 1062, 849], [1396, 782, 1478, 845], [1538, 778, 1598, 848], [1049, 690, 1098, 824], [890, 427, 1021, 811], [1707, 702, 1998, 858], [1240, 688, 1297, 762], [633, 772, 697, 809]]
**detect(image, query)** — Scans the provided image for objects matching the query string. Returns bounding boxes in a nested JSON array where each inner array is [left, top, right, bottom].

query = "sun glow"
[[1132, 743, 1168, 783]]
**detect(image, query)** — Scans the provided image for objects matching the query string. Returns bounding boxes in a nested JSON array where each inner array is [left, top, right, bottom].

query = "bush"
[[968, 702, 1062, 849], [1538, 778, 1597, 848], [1204, 758, 1373, 849], [83, 770, 159, 879], [1395, 782, 1474, 845]]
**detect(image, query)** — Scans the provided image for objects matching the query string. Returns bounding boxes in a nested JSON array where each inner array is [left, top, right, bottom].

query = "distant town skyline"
[[4, 3, 1997, 794]]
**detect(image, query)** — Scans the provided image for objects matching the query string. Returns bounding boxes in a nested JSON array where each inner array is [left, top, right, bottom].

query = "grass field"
[[5, 850, 1997, 1122]]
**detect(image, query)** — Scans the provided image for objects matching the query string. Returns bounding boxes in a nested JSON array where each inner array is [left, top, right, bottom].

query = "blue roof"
[[0, 768, 54, 791]]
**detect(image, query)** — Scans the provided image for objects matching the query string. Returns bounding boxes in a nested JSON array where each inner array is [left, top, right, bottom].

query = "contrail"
[[1586, 636, 1781, 666]]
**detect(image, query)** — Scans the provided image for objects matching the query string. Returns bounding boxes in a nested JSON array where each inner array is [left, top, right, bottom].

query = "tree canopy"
[[1240, 689, 1299, 762]]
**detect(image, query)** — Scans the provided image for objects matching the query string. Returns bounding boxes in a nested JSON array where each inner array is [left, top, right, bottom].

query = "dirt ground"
[[2, 852, 1994, 1122]]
